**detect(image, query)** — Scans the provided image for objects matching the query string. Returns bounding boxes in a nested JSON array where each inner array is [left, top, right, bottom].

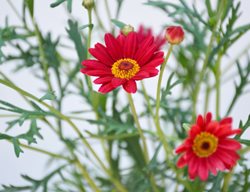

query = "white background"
[[0, 0, 250, 189]]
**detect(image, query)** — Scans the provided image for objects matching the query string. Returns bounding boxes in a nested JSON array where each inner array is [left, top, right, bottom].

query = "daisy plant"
[[0, 0, 250, 192]]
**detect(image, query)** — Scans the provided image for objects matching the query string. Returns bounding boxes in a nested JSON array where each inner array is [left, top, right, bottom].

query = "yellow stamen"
[[192, 132, 218, 158], [111, 58, 140, 79]]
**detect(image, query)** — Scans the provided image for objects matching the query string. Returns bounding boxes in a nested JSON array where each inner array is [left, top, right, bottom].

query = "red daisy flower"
[[81, 32, 164, 94], [175, 112, 242, 181], [137, 25, 166, 50]]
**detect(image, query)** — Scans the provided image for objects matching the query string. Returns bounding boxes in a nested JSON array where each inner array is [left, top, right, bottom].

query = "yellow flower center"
[[111, 58, 140, 79], [192, 132, 218, 158]]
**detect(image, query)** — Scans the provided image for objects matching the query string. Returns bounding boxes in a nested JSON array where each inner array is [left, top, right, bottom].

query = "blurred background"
[[0, 0, 250, 187]]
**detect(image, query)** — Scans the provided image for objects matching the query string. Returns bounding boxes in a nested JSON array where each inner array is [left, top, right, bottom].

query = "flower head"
[[137, 25, 166, 50], [81, 32, 164, 94], [165, 26, 184, 45], [175, 112, 241, 181]]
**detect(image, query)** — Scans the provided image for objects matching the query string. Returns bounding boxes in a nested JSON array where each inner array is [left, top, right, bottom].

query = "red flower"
[[137, 25, 166, 50], [166, 26, 184, 45], [175, 112, 241, 181], [81, 32, 164, 94]]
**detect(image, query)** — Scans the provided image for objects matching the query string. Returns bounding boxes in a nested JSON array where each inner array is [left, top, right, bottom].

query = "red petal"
[[198, 158, 209, 181], [123, 32, 137, 58], [82, 60, 110, 70], [94, 76, 113, 84], [205, 121, 219, 134], [122, 80, 137, 93], [205, 112, 212, 124], [98, 83, 115, 93], [196, 115, 204, 129], [188, 156, 199, 180], [216, 128, 241, 138], [89, 43, 114, 66], [134, 36, 154, 63], [132, 71, 149, 80], [177, 155, 187, 168], [80, 68, 111, 76], [111, 78, 126, 87], [189, 125, 201, 139], [218, 139, 241, 150], [220, 117, 232, 125], [104, 33, 122, 61], [207, 157, 217, 175]]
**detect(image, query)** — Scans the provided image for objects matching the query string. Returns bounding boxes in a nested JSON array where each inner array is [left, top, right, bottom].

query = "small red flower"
[[81, 32, 164, 94], [137, 25, 166, 50], [175, 112, 241, 181], [165, 26, 184, 45]]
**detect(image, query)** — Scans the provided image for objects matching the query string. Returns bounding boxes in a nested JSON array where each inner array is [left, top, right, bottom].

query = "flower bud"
[[82, 0, 95, 10], [165, 26, 184, 45], [121, 25, 134, 36]]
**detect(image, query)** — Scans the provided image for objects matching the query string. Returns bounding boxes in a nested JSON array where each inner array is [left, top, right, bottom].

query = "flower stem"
[[154, 45, 173, 157], [222, 171, 233, 192], [127, 93, 159, 192], [127, 93, 149, 162], [86, 9, 93, 90], [215, 54, 222, 119]]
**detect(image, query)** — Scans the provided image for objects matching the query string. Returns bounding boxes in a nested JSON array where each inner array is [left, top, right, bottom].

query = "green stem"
[[127, 93, 149, 162], [127, 93, 159, 192], [86, 9, 93, 90], [75, 158, 101, 192], [32, 21, 53, 93], [215, 54, 222, 119], [0, 79, 127, 192], [141, 81, 155, 118], [7, 0, 22, 21], [192, 0, 225, 120], [154, 45, 173, 157], [19, 142, 70, 161], [222, 171, 233, 192]]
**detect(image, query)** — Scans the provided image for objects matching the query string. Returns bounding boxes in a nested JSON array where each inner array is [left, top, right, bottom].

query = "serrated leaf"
[[111, 19, 126, 29], [66, 20, 85, 62], [40, 91, 56, 101], [12, 138, 23, 157]]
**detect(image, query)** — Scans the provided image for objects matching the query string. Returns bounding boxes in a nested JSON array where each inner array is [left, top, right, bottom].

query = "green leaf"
[[12, 138, 23, 157], [90, 91, 107, 112], [50, 0, 66, 8], [111, 19, 126, 29], [66, 20, 86, 62], [40, 91, 56, 101], [182, 123, 191, 131], [25, 0, 34, 18], [239, 139, 250, 146]]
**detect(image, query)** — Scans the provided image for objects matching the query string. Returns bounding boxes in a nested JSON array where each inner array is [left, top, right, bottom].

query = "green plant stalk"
[[0, 79, 127, 192], [18, 142, 70, 161], [222, 171, 233, 192], [7, 0, 22, 21], [154, 45, 173, 157], [192, 0, 225, 120], [86, 9, 93, 90], [32, 21, 53, 93], [104, 0, 112, 30], [141, 81, 155, 118], [127, 93, 159, 192], [75, 158, 101, 192], [127, 93, 149, 162], [204, 83, 211, 113], [215, 54, 222, 119]]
